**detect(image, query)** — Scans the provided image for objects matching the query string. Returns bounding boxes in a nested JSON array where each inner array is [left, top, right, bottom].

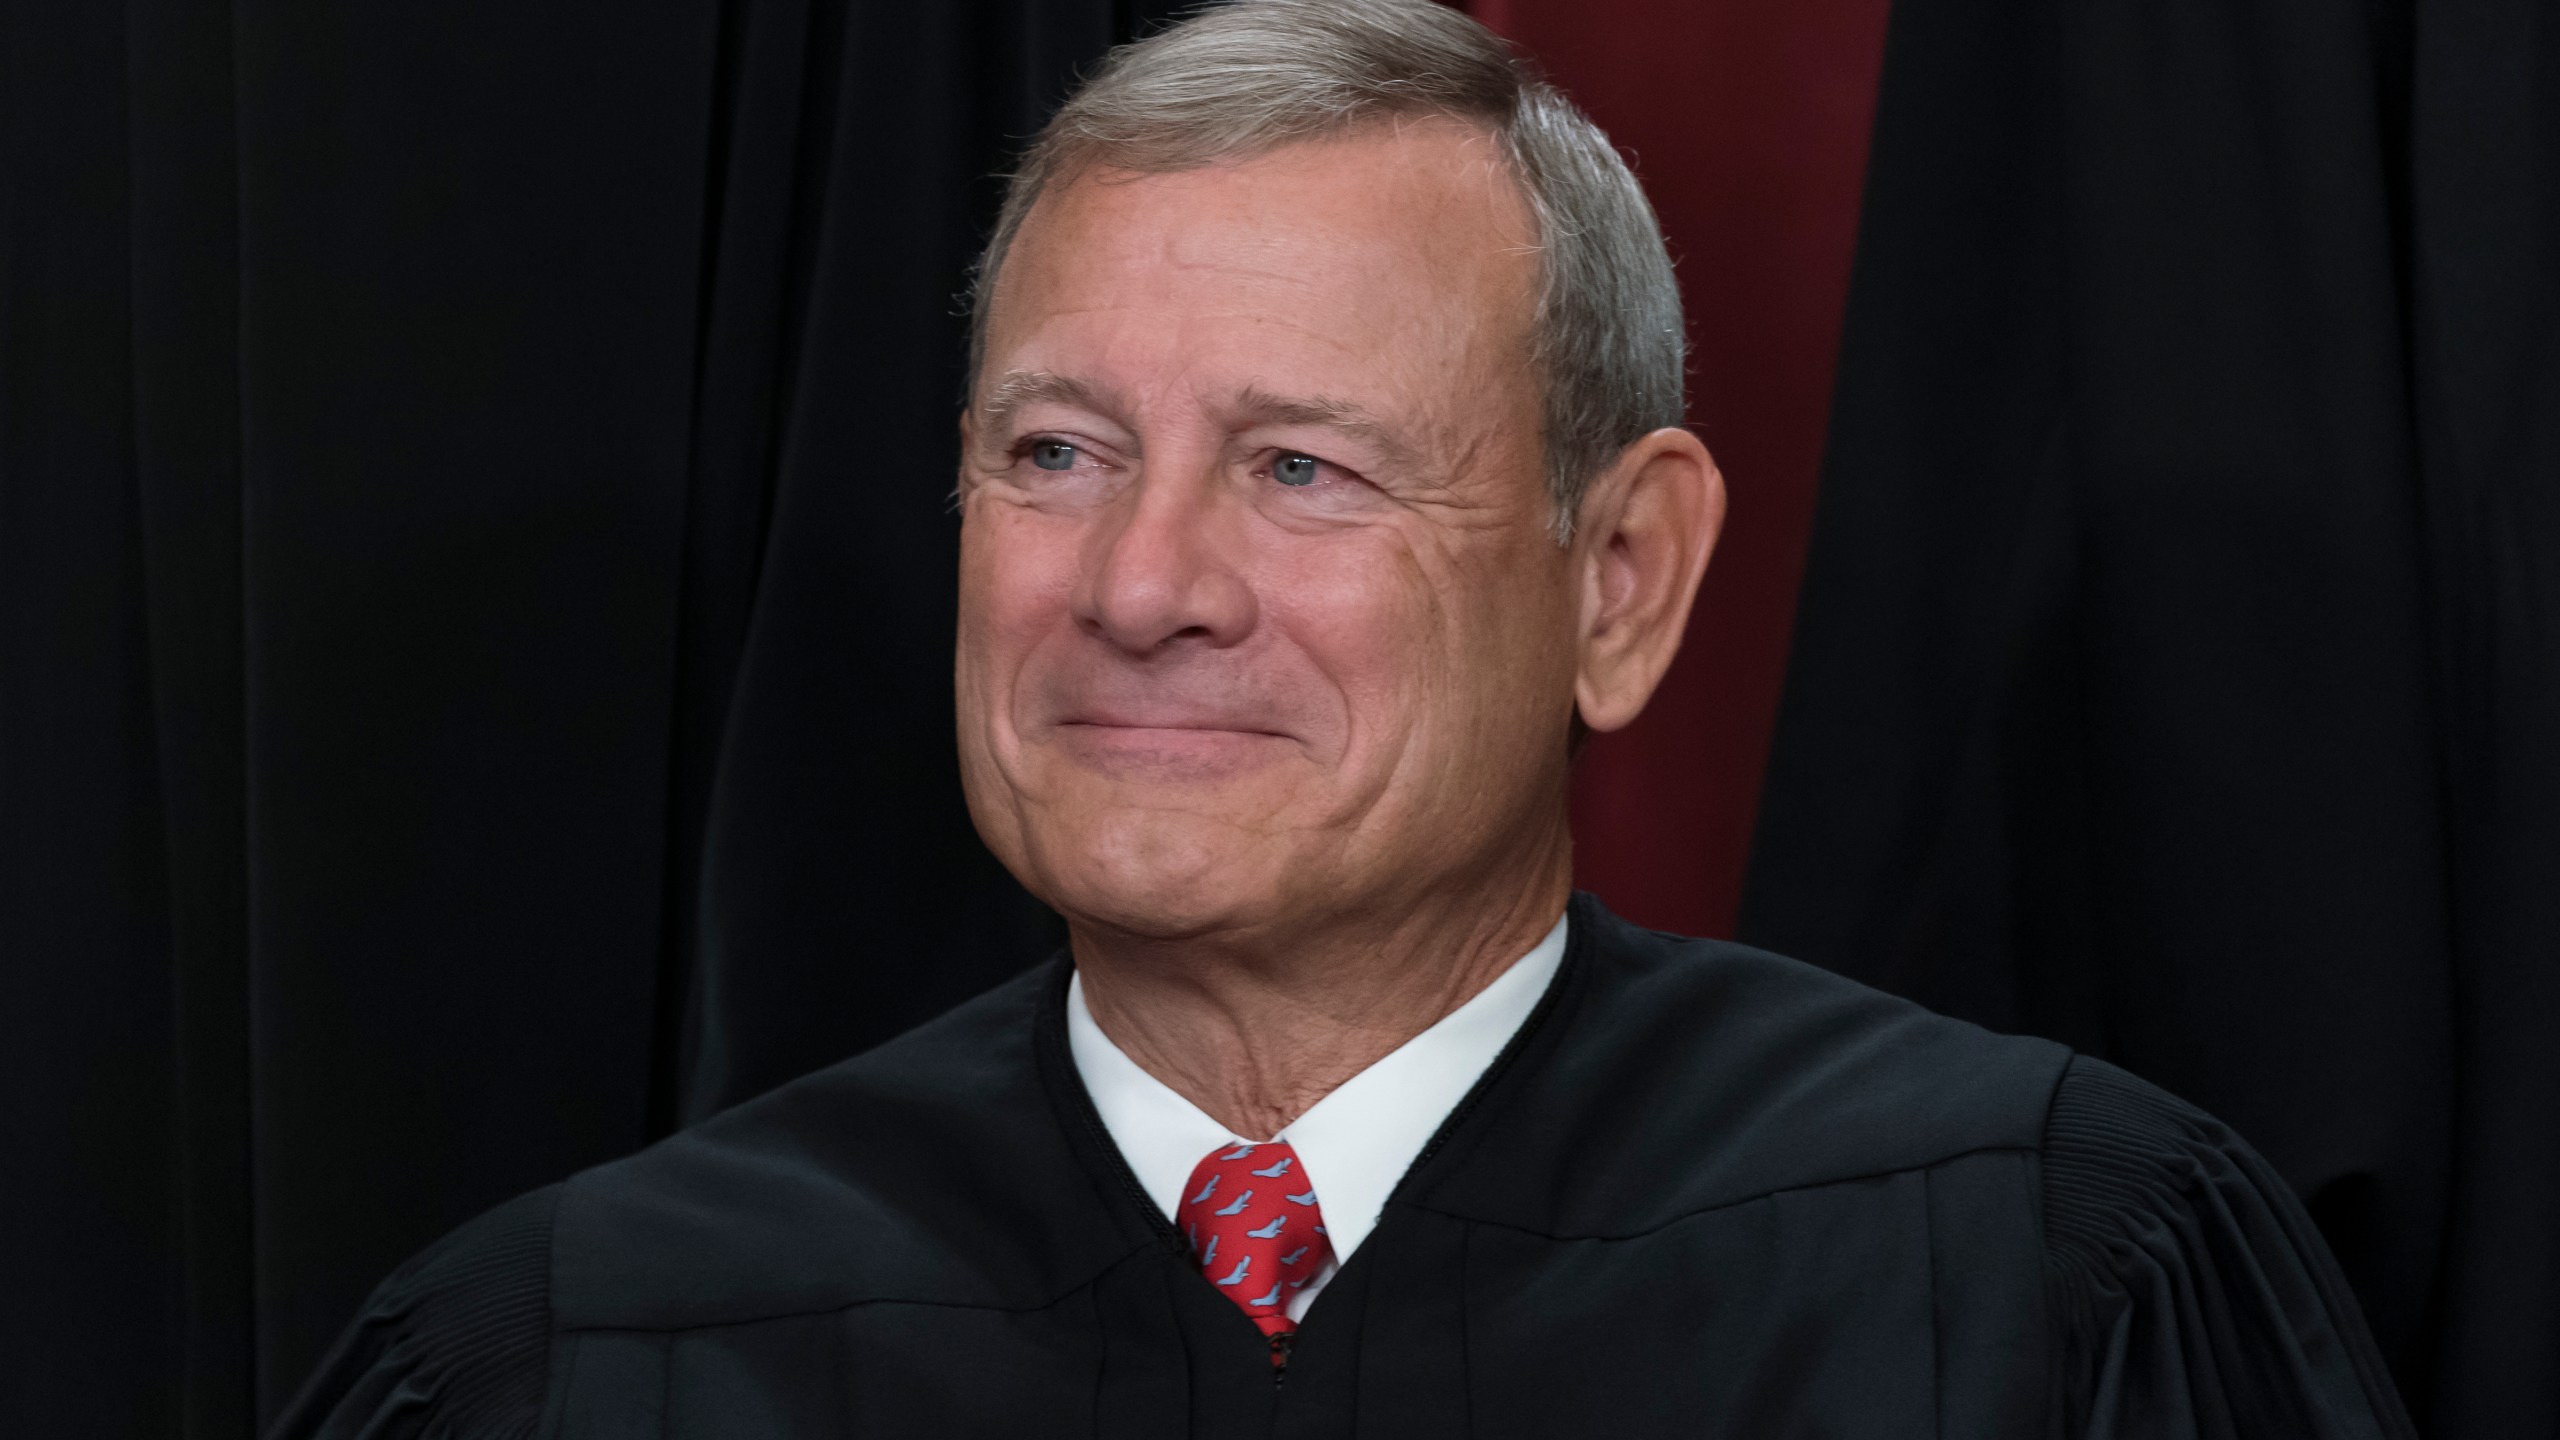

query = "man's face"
[[957, 119, 1576, 941]]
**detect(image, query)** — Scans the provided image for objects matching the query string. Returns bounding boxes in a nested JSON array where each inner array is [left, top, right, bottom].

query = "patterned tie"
[[1175, 1139, 1334, 1362]]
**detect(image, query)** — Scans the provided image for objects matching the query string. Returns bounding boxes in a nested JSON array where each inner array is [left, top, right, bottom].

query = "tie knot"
[[1175, 1140, 1334, 1342]]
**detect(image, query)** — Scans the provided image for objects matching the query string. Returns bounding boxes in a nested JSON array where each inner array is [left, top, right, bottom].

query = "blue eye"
[[1273, 453, 1321, 487], [1030, 441, 1078, 471]]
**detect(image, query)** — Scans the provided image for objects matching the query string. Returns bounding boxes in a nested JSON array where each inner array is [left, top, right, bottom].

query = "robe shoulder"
[[269, 959, 1129, 1439], [545, 958, 1140, 1332], [265, 1183, 558, 1440], [1424, 903, 2079, 1235], [1438, 903, 2412, 1435], [2042, 1054, 2417, 1437]]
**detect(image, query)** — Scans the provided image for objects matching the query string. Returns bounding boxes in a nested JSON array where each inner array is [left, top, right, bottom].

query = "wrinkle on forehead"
[[990, 118, 1541, 348], [977, 118, 1548, 513]]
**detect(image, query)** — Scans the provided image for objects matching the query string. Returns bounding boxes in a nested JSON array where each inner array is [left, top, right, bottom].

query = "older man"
[[280, 2, 2412, 1435]]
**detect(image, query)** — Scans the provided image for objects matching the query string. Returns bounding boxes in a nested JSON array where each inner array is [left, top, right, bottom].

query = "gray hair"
[[966, 0, 1686, 541]]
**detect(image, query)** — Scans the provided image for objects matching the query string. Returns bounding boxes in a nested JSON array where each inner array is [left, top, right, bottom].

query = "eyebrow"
[[972, 370, 1425, 473], [1228, 385, 1423, 471], [973, 370, 1121, 440]]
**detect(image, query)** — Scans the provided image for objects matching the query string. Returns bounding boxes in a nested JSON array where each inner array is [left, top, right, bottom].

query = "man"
[[279, 1, 2414, 1435]]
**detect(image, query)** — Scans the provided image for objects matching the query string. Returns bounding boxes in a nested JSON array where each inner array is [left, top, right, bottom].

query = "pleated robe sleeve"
[[264, 1185, 558, 1440], [2042, 1058, 2417, 1439]]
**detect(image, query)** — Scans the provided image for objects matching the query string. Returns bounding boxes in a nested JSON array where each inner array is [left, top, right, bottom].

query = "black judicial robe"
[[274, 895, 2414, 1438]]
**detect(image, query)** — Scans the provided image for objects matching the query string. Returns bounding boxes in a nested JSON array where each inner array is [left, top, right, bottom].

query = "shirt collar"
[[1065, 910, 1568, 1261]]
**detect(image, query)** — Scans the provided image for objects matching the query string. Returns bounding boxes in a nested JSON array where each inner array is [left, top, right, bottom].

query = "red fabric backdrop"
[[1466, 0, 1892, 937]]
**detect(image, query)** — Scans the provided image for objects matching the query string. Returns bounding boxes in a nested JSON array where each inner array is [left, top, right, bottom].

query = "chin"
[[1023, 808, 1293, 941]]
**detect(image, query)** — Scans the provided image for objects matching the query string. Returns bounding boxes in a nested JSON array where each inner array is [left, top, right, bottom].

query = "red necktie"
[[1174, 1139, 1334, 1361]]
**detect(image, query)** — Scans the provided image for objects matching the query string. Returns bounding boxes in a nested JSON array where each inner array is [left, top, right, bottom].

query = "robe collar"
[[1063, 912, 1569, 1268]]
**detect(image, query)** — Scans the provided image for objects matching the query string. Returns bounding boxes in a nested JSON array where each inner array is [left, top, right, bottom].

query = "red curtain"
[[1467, 0, 1891, 937]]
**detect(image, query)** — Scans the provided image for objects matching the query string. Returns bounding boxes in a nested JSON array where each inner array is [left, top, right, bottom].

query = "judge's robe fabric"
[[272, 896, 2412, 1438]]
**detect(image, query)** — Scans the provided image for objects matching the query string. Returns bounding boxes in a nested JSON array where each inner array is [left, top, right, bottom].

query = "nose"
[[1071, 459, 1258, 655]]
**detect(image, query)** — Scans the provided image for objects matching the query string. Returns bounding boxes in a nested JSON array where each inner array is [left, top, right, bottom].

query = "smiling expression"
[[955, 118, 1583, 942]]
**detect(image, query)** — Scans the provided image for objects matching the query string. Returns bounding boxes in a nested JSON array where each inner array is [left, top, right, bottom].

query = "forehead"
[[981, 118, 1542, 425]]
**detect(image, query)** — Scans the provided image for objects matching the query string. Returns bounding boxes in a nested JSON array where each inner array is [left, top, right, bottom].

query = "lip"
[[1046, 719, 1296, 774], [1052, 721, 1294, 748], [1054, 716, 1290, 740]]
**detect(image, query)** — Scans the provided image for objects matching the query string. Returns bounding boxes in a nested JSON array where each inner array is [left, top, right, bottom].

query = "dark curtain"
[[0, 0, 1189, 1434], [1745, 0, 2558, 1432]]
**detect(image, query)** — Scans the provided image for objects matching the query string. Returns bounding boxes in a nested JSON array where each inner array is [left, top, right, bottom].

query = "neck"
[[1069, 824, 1574, 1140]]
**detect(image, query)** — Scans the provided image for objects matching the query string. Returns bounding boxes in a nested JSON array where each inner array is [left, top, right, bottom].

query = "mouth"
[[1056, 719, 1287, 737], [1047, 719, 1295, 776], [1053, 702, 1292, 737]]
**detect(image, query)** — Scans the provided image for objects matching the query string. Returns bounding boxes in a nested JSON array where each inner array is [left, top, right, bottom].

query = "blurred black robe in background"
[[1746, 0, 2560, 1432]]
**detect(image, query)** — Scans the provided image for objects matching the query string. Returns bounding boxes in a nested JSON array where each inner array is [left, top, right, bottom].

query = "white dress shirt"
[[1066, 912, 1569, 1320]]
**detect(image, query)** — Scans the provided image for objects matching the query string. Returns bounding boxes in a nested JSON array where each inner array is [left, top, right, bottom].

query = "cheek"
[[1275, 528, 1571, 763], [957, 504, 1080, 721], [1255, 532, 1453, 749]]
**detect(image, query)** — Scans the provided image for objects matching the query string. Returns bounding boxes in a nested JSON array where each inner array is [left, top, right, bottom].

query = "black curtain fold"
[[2409, 0, 2560, 1422], [3, 1, 1183, 1434], [1746, 0, 2559, 1430], [127, 0, 254, 1432]]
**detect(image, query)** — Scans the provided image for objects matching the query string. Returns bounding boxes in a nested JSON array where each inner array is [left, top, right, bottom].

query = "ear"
[[1571, 428, 1725, 733]]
